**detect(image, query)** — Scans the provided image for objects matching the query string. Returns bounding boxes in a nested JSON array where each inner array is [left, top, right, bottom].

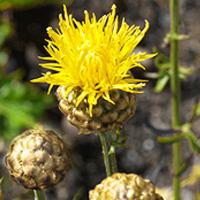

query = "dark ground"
[[0, 0, 200, 199]]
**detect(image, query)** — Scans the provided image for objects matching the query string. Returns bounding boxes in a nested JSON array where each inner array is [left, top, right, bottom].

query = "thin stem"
[[33, 190, 46, 200], [99, 133, 112, 176], [98, 132, 118, 176], [170, 0, 181, 199], [108, 133, 118, 173], [170, 0, 180, 124], [0, 177, 3, 200], [110, 150, 118, 173]]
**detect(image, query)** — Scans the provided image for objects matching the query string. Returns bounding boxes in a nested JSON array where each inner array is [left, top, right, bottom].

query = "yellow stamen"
[[31, 4, 156, 116]]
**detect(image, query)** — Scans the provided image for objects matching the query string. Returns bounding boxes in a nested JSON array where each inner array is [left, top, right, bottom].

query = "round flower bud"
[[89, 173, 163, 200], [5, 128, 70, 189], [57, 86, 136, 134]]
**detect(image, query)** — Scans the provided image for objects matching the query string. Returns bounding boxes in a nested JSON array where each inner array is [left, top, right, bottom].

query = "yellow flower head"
[[31, 4, 156, 115]]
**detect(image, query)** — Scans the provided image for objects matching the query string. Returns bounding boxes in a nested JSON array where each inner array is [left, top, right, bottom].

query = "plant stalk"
[[108, 133, 118, 173], [170, 0, 181, 199], [98, 132, 118, 177], [33, 190, 46, 200]]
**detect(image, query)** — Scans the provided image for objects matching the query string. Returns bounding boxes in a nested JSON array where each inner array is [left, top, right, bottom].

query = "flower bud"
[[89, 173, 163, 200], [57, 86, 136, 134], [5, 128, 70, 189]]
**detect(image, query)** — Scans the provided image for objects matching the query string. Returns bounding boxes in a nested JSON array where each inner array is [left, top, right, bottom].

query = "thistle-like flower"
[[31, 5, 156, 133], [5, 128, 70, 189], [89, 173, 163, 200]]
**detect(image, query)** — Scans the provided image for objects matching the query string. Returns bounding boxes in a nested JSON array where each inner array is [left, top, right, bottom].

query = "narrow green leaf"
[[0, 77, 54, 141], [154, 75, 169, 93], [0, 177, 3, 200], [33, 190, 46, 200], [108, 145, 115, 155], [196, 103, 200, 116], [0, 51, 8, 67], [167, 33, 190, 41], [0, 0, 73, 9], [0, 22, 12, 47], [157, 131, 200, 154], [157, 134, 184, 144], [184, 132, 200, 154], [72, 188, 84, 200]]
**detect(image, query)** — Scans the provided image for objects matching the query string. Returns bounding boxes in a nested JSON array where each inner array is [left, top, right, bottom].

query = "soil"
[[0, 0, 200, 199]]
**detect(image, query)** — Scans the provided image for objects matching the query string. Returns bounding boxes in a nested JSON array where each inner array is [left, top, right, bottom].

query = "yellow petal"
[[31, 4, 156, 114]]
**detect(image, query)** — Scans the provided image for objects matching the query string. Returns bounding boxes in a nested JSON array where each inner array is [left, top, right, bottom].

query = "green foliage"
[[195, 193, 200, 200], [33, 190, 46, 200], [0, 15, 54, 141], [0, 177, 3, 189], [0, 20, 12, 67], [0, 51, 8, 67], [0, 73, 54, 141], [0, 21, 11, 47], [0, 0, 73, 9], [164, 33, 190, 44], [153, 53, 170, 93], [109, 128, 127, 150], [196, 102, 200, 117], [72, 188, 84, 200], [181, 163, 200, 187], [154, 74, 169, 93], [0, 177, 3, 200], [157, 123, 200, 154], [153, 51, 193, 93]]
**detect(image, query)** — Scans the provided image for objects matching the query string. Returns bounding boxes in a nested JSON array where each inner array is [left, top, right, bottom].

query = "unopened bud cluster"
[[89, 173, 163, 200], [5, 128, 69, 189], [57, 86, 136, 134]]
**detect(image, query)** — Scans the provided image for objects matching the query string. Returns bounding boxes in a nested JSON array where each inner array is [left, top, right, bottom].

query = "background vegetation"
[[0, 0, 200, 199]]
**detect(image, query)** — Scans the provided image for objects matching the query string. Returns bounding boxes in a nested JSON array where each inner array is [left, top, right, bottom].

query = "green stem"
[[98, 132, 117, 176], [33, 190, 46, 200], [0, 178, 3, 200], [170, 0, 181, 199], [108, 133, 118, 173]]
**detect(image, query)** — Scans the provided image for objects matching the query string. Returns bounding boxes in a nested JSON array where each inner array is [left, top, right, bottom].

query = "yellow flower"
[[31, 4, 156, 115]]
